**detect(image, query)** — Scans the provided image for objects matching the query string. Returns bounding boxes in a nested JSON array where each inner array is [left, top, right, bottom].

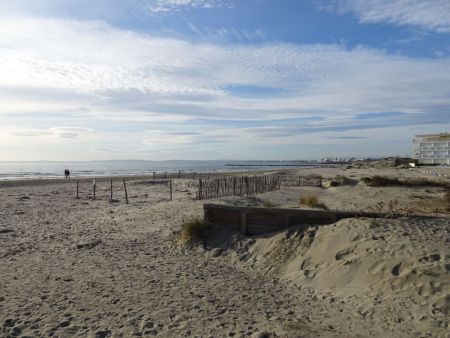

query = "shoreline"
[[0, 168, 297, 189]]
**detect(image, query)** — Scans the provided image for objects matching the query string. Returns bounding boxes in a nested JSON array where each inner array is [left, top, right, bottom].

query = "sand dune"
[[0, 167, 449, 337]]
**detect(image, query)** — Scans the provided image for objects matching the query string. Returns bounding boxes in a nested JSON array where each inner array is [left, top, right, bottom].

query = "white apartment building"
[[413, 133, 450, 165]]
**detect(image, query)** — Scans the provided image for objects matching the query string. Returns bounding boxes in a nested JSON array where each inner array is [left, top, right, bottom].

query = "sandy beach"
[[0, 166, 449, 338]]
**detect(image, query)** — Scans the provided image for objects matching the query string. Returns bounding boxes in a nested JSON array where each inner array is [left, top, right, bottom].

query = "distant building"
[[413, 133, 450, 165]]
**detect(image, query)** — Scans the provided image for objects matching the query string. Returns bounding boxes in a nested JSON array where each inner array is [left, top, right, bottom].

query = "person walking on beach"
[[64, 169, 70, 179]]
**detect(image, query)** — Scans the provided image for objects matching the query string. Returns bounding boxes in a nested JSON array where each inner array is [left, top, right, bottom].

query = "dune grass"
[[361, 175, 450, 188], [299, 195, 328, 210], [179, 216, 208, 244]]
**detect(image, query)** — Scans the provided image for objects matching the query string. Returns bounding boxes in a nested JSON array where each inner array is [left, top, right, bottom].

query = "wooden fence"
[[197, 174, 281, 200], [204, 204, 388, 236], [280, 175, 322, 187], [151, 171, 219, 180], [75, 178, 173, 203]]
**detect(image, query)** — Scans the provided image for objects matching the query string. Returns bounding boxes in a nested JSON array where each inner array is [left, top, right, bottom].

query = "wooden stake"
[[169, 180, 173, 201], [240, 208, 247, 236], [199, 179, 203, 200], [76, 181, 79, 199], [93, 179, 96, 200], [110, 179, 113, 201], [245, 177, 249, 196], [123, 179, 129, 204]]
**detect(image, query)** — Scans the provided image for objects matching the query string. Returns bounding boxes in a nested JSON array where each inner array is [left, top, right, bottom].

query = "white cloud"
[[322, 0, 450, 33], [145, 0, 233, 13], [5, 127, 94, 139], [0, 16, 449, 159]]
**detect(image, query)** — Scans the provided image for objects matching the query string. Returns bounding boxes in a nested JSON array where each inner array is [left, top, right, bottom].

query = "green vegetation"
[[179, 216, 208, 244], [299, 195, 328, 210], [361, 175, 450, 188], [332, 175, 354, 186]]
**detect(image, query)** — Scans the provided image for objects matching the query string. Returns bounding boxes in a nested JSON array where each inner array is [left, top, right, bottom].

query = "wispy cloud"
[[6, 127, 94, 139], [187, 23, 266, 42], [0, 15, 449, 159], [146, 0, 233, 13], [321, 0, 450, 33]]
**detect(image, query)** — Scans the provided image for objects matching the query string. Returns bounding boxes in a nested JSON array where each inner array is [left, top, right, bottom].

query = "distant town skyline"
[[1, 0, 450, 160]]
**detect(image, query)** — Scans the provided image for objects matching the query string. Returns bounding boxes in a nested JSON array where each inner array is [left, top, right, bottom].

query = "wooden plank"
[[203, 203, 395, 235], [208, 208, 241, 230]]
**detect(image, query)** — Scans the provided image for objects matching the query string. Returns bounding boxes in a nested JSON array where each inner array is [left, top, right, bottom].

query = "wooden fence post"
[[240, 208, 247, 236], [123, 179, 129, 204], [199, 179, 203, 200], [93, 179, 96, 200], [76, 181, 79, 199], [169, 180, 173, 201], [110, 179, 113, 201]]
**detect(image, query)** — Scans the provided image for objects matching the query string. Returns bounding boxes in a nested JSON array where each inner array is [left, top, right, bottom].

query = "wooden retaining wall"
[[203, 204, 387, 236]]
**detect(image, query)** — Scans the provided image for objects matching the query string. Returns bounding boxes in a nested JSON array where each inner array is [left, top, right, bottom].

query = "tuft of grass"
[[263, 199, 277, 208], [179, 216, 208, 244], [299, 195, 328, 210]]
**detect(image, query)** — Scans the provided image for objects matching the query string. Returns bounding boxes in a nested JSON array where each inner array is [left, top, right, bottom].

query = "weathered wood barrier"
[[281, 175, 322, 187], [203, 204, 387, 236], [198, 174, 281, 200], [152, 171, 213, 180], [75, 178, 172, 203]]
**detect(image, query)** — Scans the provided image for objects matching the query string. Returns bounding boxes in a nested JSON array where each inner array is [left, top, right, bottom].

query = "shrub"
[[360, 177, 372, 184], [263, 199, 277, 208], [299, 195, 328, 210], [333, 175, 353, 186], [361, 175, 450, 188], [179, 216, 208, 244], [361, 176, 400, 187]]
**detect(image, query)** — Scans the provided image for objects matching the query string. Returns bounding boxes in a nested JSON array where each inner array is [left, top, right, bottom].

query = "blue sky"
[[0, 0, 449, 160]]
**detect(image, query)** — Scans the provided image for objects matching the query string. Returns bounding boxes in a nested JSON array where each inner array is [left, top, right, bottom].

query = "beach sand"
[[0, 167, 449, 337]]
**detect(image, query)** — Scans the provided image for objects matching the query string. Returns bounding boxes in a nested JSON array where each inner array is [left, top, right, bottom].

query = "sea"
[[0, 160, 323, 180]]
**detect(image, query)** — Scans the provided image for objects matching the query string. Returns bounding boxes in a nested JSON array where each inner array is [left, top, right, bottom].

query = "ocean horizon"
[[0, 160, 322, 180]]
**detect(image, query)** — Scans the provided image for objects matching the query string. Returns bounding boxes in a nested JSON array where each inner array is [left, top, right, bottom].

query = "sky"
[[1, 0, 450, 161]]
